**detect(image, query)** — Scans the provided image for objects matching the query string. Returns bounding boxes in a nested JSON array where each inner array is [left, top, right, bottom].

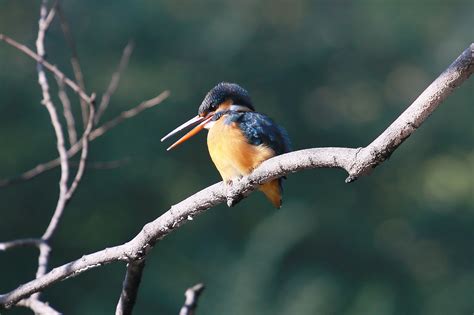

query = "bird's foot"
[[225, 177, 244, 207]]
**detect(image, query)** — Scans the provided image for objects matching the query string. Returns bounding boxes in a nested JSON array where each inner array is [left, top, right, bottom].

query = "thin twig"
[[115, 259, 146, 315], [56, 75, 78, 145], [179, 284, 205, 315], [43, 1, 57, 30], [17, 298, 61, 315], [56, 1, 88, 127], [0, 91, 170, 187], [91, 91, 170, 139], [0, 239, 44, 251], [64, 97, 95, 200], [0, 33, 93, 104], [96, 41, 134, 124]]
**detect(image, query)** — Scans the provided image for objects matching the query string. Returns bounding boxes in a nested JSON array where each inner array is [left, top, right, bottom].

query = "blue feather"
[[223, 111, 291, 155]]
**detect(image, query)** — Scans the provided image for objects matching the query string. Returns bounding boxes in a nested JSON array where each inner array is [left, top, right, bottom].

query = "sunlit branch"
[[0, 33, 94, 104], [57, 1, 89, 127], [0, 43, 471, 309], [96, 41, 135, 124], [0, 91, 169, 187]]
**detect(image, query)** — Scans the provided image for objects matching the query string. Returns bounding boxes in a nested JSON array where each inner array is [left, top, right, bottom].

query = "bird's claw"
[[225, 177, 244, 207]]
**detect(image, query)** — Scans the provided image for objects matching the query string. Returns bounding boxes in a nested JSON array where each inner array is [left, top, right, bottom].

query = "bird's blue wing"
[[226, 112, 291, 155]]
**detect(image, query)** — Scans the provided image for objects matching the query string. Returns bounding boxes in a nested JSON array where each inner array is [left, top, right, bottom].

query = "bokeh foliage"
[[0, 1, 473, 314]]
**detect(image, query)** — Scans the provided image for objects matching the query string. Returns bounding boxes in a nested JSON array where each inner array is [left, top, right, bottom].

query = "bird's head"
[[161, 82, 254, 150], [198, 82, 254, 117]]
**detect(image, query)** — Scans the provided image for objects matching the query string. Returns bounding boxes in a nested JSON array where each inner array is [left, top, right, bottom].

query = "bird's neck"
[[205, 107, 252, 130], [228, 104, 252, 112]]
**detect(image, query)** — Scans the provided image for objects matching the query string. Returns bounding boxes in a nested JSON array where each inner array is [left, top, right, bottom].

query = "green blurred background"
[[1, 1, 473, 314]]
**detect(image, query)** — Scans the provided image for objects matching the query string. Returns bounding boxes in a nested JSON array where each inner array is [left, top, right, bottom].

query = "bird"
[[161, 82, 291, 208]]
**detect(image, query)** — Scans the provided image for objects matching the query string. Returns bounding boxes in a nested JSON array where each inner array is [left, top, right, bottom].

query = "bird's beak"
[[161, 114, 214, 151]]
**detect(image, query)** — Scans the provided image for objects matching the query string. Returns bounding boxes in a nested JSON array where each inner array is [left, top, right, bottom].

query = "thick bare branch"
[[0, 43, 472, 309], [344, 42, 474, 182], [96, 41, 135, 124], [179, 284, 205, 315], [115, 259, 146, 315], [0, 91, 169, 187]]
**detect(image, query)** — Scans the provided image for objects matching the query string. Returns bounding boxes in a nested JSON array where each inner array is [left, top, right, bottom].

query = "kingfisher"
[[161, 82, 291, 208]]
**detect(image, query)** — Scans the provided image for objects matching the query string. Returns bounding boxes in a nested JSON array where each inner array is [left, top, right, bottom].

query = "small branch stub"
[[179, 283, 205, 315]]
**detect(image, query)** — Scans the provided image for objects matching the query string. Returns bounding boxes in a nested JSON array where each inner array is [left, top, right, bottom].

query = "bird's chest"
[[207, 118, 274, 181]]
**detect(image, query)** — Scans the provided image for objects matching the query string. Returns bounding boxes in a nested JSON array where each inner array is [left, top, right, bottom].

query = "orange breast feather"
[[207, 118, 282, 208], [207, 118, 274, 181]]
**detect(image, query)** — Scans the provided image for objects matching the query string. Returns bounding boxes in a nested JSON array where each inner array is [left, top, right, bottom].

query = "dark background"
[[1, 1, 473, 314]]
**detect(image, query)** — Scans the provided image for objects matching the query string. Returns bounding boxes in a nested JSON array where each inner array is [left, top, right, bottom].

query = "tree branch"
[[0, 33, 94, 104], [0, 91, 169, 187], [17, 298, 61, 315], [0, 238, 44, 251], [56, 1, 89, 127], [56, 75, 78, 146], [96, 41, 134, 124], [0, 43, 472, 309], [344, 42, 474, 183], [179, 284, 205, 315], [90, 91, 170, 139], [115, 259, 146, 315], [0, 5, 161, 312], [31, 1, 96, 306], [33, 0, 70, 283]]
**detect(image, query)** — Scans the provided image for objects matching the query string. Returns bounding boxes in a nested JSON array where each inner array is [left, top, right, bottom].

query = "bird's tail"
[[259, 179, 282, 208]]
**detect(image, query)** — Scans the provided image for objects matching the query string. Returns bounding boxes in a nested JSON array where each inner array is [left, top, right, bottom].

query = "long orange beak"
[[161, 114, 213, 151]]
